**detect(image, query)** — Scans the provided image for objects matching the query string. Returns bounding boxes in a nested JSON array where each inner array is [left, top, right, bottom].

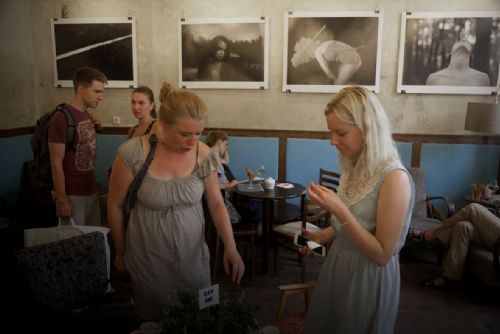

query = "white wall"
[[1, 0, 499, 133]]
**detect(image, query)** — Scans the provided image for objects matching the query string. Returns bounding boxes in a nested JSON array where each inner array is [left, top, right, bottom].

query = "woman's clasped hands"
[[307, 181, 342, 214]]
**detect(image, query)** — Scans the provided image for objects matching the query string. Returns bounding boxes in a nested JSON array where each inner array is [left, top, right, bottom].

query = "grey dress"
[[304, 162, 415, 334], [118, 138, 218, 321]]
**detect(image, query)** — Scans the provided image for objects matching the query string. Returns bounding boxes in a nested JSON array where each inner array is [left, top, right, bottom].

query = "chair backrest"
[[319, 168, 340, 192], [408, 167, 429, 219]]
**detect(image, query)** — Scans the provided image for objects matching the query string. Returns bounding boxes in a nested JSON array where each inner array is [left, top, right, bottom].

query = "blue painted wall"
[[421, 143, 500, 209], [0, 135, 32, 206], [285, 138, 412, 188], [225, 136, 279, 181], [95, 134, 128, 187], [1, 134, 497, 214]]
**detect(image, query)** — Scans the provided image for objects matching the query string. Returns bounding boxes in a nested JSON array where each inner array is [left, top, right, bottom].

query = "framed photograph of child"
[[178, 17, 269, 90], [282, 10, 383, 93], [396, 11, 500, 95], [50, 17, 137, 88]]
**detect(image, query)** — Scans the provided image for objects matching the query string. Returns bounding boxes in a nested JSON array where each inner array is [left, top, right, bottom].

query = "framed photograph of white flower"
[[50, 17, 137, 88], [178, 17, 269, 90], [396, 11, 500, 95], [282, 10, 383, 93]]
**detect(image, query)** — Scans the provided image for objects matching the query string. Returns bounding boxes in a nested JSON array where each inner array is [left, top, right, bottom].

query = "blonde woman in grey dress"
[[107, 82, 244, 321], [301, 86, 415, 333]]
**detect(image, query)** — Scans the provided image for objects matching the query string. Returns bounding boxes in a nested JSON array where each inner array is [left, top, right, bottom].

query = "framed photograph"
[[50, 17, 137, 88], [178, 17, 269, 90], [282, 11, 383, 93], [397, 11, 500, 95]]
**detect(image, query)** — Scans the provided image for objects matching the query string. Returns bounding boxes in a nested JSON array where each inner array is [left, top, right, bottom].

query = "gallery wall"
[[1, 0, 499, 133]]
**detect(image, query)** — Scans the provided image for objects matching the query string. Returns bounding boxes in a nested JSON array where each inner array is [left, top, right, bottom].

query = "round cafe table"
[[232, 181, 306, 274]]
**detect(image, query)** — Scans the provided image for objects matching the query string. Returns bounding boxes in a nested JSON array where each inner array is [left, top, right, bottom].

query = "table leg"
[[262, 199, 271, 274]]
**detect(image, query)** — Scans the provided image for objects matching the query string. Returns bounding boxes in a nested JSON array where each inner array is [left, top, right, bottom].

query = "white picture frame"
[[178, 17, 269, 90], [396, 11, 500, 95], [282, 10, 383, 94], [50, 17, 138, 88]]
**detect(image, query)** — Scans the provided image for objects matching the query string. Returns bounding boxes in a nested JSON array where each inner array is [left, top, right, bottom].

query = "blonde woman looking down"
[[107, 82, 244, 321], [301, 86, 415, 334]]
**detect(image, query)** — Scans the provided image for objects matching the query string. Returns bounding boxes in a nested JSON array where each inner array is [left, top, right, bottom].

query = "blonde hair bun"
[[159, 81, 175, 103]]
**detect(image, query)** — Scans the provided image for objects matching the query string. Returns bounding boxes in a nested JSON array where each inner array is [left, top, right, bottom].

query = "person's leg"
[[67, 194, 101, 226], [432, 203, 485, 246], [85, 193, 102, 227], [463, 203, 500, 251], [442, 221, 473, 281], [67, 195, 86, 226]]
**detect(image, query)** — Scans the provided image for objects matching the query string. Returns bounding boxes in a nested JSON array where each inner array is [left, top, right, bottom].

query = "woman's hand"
[[56, 199, 74, 219], [226, 180, 238, 189], [307, 181, 344, 215], [114, 255, 128, 274], [297, 227, 323, 256], [223, 247, 245, 284]]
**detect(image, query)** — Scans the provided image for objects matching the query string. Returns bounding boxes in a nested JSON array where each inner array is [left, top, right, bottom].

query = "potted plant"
[[160, 290, 260, 334]]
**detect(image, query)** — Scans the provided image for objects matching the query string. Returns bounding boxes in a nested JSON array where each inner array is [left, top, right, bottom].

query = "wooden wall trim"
[[4, 125, 500, 145]]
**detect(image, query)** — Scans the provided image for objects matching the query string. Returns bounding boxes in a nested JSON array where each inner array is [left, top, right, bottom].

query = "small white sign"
[[199, 284, 219, 310]]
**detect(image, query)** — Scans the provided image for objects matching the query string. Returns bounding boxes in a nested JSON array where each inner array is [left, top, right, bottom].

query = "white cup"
[[264, 177, 276, 190]]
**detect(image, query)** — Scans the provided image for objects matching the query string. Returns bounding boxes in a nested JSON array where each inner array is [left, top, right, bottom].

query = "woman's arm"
[[308, 169, 411, 266], [107, 154, 134, 273], [204, 171, 244, 283]]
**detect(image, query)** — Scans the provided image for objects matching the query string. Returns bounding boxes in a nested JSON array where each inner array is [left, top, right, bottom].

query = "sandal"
[[422, 276, 460, 289], [408, 229, 426, 242]]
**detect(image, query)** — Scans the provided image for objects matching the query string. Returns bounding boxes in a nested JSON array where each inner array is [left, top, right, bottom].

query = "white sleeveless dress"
[[304, 161, 415, 334]]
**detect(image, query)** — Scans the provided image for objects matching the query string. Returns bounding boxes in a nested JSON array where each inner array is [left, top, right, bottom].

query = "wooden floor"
[[214, 244, 500, 334]]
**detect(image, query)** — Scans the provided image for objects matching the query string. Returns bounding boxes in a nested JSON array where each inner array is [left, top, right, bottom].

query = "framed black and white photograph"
[[397, 11, 500, 95], [282, 11, 383, 93], [178, 17, 269, 90], [50, 17, 137, 88]]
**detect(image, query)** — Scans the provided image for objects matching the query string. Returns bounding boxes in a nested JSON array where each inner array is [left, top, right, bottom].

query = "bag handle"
[[124, 134, 158, 225], [58, 217, 78, 227]]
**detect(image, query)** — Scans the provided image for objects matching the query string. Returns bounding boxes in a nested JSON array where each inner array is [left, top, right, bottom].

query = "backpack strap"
[[124, 133, 158, 226], [144, 120, 156, 135], [54, 103, 75, 151]]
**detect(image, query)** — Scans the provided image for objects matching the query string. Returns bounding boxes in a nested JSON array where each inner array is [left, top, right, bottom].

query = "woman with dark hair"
[[198, 35, 260, 81], [127, 86, 162, 139]]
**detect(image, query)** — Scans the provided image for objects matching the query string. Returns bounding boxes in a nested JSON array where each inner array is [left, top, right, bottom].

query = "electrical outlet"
[[112, 116, 121, 125]]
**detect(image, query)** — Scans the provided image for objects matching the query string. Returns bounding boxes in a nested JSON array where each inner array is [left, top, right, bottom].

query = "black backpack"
[[25, 103, 75, 203]]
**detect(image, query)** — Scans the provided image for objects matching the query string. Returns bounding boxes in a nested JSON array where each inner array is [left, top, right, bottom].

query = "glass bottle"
[[256, 165, 265, 179]]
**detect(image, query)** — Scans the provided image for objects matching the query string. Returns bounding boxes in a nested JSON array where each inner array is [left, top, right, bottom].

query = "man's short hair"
[[72, 67, 108, 92]]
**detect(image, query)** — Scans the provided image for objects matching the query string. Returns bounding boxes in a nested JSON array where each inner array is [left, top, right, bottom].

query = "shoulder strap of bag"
[[124, 134, 158, 223]]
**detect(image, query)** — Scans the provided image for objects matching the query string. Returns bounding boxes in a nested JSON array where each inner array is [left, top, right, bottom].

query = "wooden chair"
[[273, 210, 330, 282], [272, 280, 317, 334], [306, 168, 340, 216], [212, 221, 257, 281]]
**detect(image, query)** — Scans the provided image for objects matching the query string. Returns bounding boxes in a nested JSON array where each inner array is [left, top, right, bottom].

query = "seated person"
[[205, 130, 240, 224], [205, 131, 263, 231], [410, 203, 500, 288]]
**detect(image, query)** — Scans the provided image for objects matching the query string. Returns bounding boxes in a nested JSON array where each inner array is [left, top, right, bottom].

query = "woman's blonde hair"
[[205, 130, 229, 147], [325, 86, 399, 181], [158, 81, 208, 125]]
